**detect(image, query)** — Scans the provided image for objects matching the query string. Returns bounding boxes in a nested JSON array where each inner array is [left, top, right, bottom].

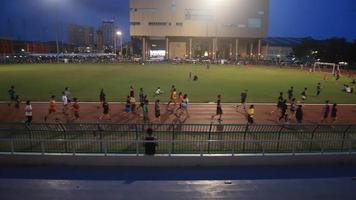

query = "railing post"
[[135, 124, 139, 156], [172, 124, 175, 154], [243, 123, 249, 152], [208, 123, 213, 154], [41, 141, 45, 155], [10, 140, 14, 155], [309, 125, 319, 152], [341, 125, 352, 151], [276, 125, 284, 152]]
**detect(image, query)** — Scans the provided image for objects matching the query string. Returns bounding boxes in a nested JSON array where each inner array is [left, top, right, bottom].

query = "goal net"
[[313, 62, 339, 74]]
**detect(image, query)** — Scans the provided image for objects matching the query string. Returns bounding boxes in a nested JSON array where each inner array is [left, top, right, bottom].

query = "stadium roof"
[[263, 37, 304, 47]]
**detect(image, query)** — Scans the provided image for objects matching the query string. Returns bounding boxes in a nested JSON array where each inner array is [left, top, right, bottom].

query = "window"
[[171, 0, 176, 12], [148, 22, 167, 26], [176, 22, 183, 26], [130, 8, 159, 13], [248, 18, 262, 28], [185, 9, 213, 21], [130, 22, 141, 26]]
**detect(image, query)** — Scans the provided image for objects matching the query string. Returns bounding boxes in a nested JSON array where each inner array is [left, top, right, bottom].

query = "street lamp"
[[116, 31, 123, 56]]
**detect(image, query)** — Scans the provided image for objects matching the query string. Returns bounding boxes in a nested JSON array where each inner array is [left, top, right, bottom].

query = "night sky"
[[0, 0, 355, 42]]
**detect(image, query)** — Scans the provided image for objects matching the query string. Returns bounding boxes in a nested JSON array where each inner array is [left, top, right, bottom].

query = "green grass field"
[[0, 63, 355, 103]]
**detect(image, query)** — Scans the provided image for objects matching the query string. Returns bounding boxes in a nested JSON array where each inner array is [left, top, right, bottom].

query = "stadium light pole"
[[48, 0, 60, 63], [116, 31, 123, 57]]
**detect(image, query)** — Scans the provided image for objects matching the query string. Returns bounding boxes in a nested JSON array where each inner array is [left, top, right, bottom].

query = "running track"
[[1, 102, 356, 124]]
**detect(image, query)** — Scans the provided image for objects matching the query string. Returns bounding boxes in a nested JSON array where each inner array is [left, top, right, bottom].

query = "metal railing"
[[0, 123, 355, 156]]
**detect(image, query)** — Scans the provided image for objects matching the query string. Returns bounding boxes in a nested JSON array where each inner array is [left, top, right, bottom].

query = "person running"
[[247, 105, 255, 124], [100, 101, 111, 120], [99, 88, 106, 104], [15, 95, 21, 109], [177, 94, 189, 118], [154, 87, 163, 97], [237, 90, 248, 111], [44, 95, 57, 122], [71, 98, 80, 121], [8, 86, 16, 107], [331, 103, 337, 123], [167, 88, 177, 108], [296, 105, 304, 124], [287, 87, 294, 101], [139, 88, 145, 104], [316, 83, 322, 96], [129, 85, 135, 97], [176, 92, 183, 110], [211, 95, 223, 122], [129, 96, 137, 113], [64, 87, 71, 103], [154, 99, 161, 122], [124, 96, 132, 113], [321, 100, 330, 123], [289, 98, 297, 121], [271, 92, 284, 114], [301, 88, 308, 102], [279, 99, 288, 122], [62, 92, 69, 115], [24, 100, 33, 125], [142, 100, 149, 122]]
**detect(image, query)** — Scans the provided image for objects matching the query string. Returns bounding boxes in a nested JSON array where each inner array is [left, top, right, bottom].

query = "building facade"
[[101, 20, 116, 48], [130, 0, 269, 60], [67, 24, 95, 47], [96, 30, 104, 51]]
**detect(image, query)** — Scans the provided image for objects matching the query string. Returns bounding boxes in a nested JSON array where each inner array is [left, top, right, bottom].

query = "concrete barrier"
[[0, 153, 355, 167]]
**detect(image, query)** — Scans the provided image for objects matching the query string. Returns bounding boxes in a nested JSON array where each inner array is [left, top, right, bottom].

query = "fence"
[[0, 123, 355, 155]]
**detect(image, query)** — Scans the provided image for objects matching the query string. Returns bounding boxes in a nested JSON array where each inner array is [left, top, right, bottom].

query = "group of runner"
[[5, 80, 343, 124]]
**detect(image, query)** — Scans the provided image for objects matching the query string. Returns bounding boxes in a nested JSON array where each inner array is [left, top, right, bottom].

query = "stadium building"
[[130, 0, 269, 60]]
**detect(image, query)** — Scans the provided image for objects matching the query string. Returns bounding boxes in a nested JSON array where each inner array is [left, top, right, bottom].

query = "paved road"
[[1, 165, 355, 199]]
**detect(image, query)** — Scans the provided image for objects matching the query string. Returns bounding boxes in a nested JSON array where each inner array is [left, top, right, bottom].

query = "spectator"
[[144, 128, 157, 155]]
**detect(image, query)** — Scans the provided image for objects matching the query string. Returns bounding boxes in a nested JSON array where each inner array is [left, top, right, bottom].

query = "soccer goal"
[[313, 62, 339, 74]]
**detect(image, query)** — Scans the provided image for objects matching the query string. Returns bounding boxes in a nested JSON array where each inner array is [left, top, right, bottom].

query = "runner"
[[279, 99, 288, 122], [321, 100, 330, 123], [296, 105, 304, 124], [289, 98, 297, 121], [316, 83, 322, 96], [7, 86, 16, 107], [44, 95, 57, 122], [154, 99, 161, 122], [142, 100, 149, 122], [287, 86, 294, 101], [62, 92, 69, 115], [100, 101, 111, 120], [139, 88, 145, 104], [64, 87, 71, 103], [124, 96, 132, 113], [71, 98, 80, 121], [154, 87, 163, 97], [247, 105, 255, 124], [129, 95, 137, 114], [271, 92, 284, 114], [129, 85, 135, 97], [24, 100, 33, 125], [15, 95, 21, 109], [331, 103, 338, 123], [99, 88, 106, 105], [177, 94, 189, 118], [237, 90, 248, 111], [167, 88, 177, 108], [301, 88, 308, 102], [211, 95, 223, 122]]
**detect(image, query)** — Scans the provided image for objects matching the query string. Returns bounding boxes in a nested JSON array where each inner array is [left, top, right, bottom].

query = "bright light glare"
[[116, 31, 122, 36]]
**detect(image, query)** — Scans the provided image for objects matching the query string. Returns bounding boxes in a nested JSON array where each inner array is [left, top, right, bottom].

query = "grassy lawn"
[[0, 63, 355, 103]]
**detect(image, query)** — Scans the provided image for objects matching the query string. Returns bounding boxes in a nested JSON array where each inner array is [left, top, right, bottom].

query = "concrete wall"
[[130, 0, 269, 38]]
